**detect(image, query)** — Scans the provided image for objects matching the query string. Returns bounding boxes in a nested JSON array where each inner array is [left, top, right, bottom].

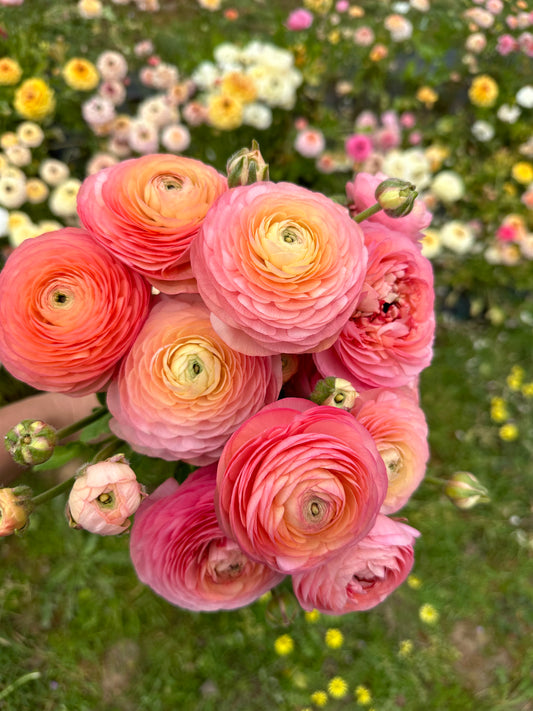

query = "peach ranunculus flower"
[[67, 454, 146, 535], [107, 296, 282, 465], [0, 228, 151, 395], [77, 154, 228, 294], [351, 387, 429, 514], [130, 466, 284, 611], [292, 514, 419, 614], [215, 398, 388, 574], [190, 181, 367, 357], [314, 222, 435, 390]]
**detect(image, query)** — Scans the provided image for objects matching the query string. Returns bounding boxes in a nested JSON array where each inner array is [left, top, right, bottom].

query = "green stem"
[[424, 475, 447, 486], [0, 671, 41, 700], [352, 202, 383, 223], [55, 406, 108, 442]]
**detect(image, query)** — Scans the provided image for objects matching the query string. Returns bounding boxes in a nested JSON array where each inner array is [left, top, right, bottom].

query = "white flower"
[[5, 144, 32, 168], [430, 170, 465, 203], [191, 61, 220, 91], [49, 178, 82, 218], [242, 103, 272, 130], [497, 104, 521, 123], [471, 120, 494, 142], [382, 148, 431, 190], [440, 220, 475, 254], [0, 206, 8, 236], [213, 42, 242, 68], [516, 85, 533, 109], [9, 221, 42, 248], [420, 228, 442, 259], [0, 168, 26, 209], [39, 158, 70, 186], [138, 95, 177, 128]]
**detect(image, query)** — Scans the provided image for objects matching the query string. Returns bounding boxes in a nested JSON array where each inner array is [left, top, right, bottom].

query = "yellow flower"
[[407, 575, 422, 589], [310, 690, 328, 707], [305, 609, 321, 623], [425, 144, 449, 172], [369, 44, 388, 62], [499, 423, 518, 441], [328, 676, 348, 699], [274, 634, 294, 656], [78, 0, 103, 19], [207, 93, 243, 130], [419, 603, 439, 625], [14, 78, 55, 121], [355, 685, 372, 705], [398, 639, 414, 658], [324, 628, 343, 649], [304, 0, 333, 14], [507, 365, 524, 391], [0, 132, 18, 149], [503, 182, 517, 196], [416, 86, 438, 108], [490, 396, 509, 423], [328, 30, 341, 44], [62, 58, 100, 91], [25, 178, 49, 204], [511, 161, 533, 185], [521, 382, 533, 397], [0, 57, 23, 86], [348, 5, 365, 17], [468, 74, 498, 107], [221, 71, 257, 104], [198, 0, 221, 8]]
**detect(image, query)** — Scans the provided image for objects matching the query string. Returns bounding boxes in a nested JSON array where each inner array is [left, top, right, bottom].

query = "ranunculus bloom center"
[[206, 540, 248, 582], [162, 340, 222, 398], [254, 218, 317, 277], [379, 445, 403, 482], [283, 468, 345, 532]]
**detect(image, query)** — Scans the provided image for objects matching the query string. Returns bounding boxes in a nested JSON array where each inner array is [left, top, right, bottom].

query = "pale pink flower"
[[67, 454, 145, 535], [182, 101, 209, 126], [409, 131, 423, 145], [345, 134, 373, 163], [161, 123, 191, 152], [336, 0, 349, 11], [134, 40, 155, 57], [82, 95, 116, 126], [0, 0, 25, 5], [130, 467, 284, 611], [355, 110, 378, 130], [96, 51, 128, 81], [353, 26, 375, 47], [98, 80, 127, 106], [190, 181, 368, 356], [384, 14, 413, 41], [86, 152, 119, 175], [485, 0, 503, 13], [216, 399, 388, 574], [285, 8, 313, 31], [465, 32, 487, 53], [497, 33, 518, 54], [375, 127, 401, 152], [127, 119, 159, 154], [292, 514, 419, 613], [519, 32, 533, 57], [294, 128, 326, 158], [400, 112, 416, 129]]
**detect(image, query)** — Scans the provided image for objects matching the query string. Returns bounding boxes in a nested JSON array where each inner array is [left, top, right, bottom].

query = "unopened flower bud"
[[375, 178, 418, 218], [444, 471, 490, 510], [0, 486, 33, 536], [226, 140, 269, 188], [66, 454, 146, 536], [4, 419, 57, 466], [310, 377, 358, 410]]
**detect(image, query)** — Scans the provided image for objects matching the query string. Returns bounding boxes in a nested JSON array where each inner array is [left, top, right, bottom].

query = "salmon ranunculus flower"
[[107, 296, 282, 465], [0, 228, 151, 395], [292, 514, 419, 614], [190, 182, 367, 357], [351, 388, 429, 513], [130, 466, 284, 611], [77, 154, 228, 294], [314, 222, 435, 390], [215, 398, 388, 574]]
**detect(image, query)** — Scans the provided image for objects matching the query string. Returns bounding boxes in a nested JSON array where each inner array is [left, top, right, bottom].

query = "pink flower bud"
[[67, 454, 146, 535]]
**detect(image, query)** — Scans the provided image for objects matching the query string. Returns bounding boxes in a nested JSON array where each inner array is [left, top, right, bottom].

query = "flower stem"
[[55, 405, 108, 442], [352, 202, 383, 223], [424, 475, 447, 486], [0, 671, 41, 701]]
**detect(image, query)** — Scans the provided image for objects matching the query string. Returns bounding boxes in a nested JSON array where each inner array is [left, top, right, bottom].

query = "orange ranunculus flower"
[[0, 228, 151, 395], [13, 78, 55, 121], [77, 154, 228, 294]]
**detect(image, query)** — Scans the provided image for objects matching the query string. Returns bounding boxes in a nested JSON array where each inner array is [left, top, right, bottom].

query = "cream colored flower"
[[5, 144, 32, 168], [49, 178, 82, 218], [16, 121, 45, 148], [440, 220, 475, 254], [39, 158, 70, 186], [25, 178, 49, 204]]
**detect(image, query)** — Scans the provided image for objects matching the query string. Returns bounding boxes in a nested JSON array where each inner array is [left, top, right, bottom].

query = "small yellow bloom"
[[468, 74, 498, 107], [310, 690, 328, 707], [490, 396, 509, 423], [419, 603, 439, 625], [416, 86, 438, 108], [0, 132, 19, 149], [324, 628, 344, 649], [507, 366, 524, 391], [0, 57, 23, 86], [407, 575, 422, 590], [14, 78, 55, 121], [62, 58, 100, 91], [328, 30, 341, 44], [511, 161, 533, 185], [398, 639, 414, 658], [25, 178, 49, 204], [369, 44, 388, 62], [355, 685, 372, 705], [207, 93, 243, 131], [503, 182, 517, 197], [304, 0, 333, 14], [78, 0, 103, 19], [274, 634, 294, 656], [328, 676, 348, 699], [305, 609, 321, 623], [521, 382, 533, 397], [499, 423, 518, 442], [221, 72, 257, 104]]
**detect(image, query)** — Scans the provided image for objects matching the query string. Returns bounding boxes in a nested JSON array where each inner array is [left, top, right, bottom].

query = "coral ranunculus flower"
[[191, 181, 367, 356], [216, 398, 388, 574], [77, 154, 228, 294], [107, 296, 282, 465], [0, 228, 151, 395], [130, 466, 284, 611], [13, 78, 55, 121], [314, 222, 435, 390], [292, 514, 419, 613]]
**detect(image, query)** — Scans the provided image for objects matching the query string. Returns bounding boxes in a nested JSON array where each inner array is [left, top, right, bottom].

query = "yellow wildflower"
[[511, 161, 533, 185], [503, 182, 517, 196], [419, 603, 439, 624], [490, 396, 509, 423], [25, 178, 49, 204], [207, 93, 243, 131], [521, 382, 533, 397], [274, 634, 294, 656], [221, 71, 257, 104], [62, 58, 100, 91], [328, 30, 341, 44], [328, 676, 348, 699], [14, 78, 55, 121], [304, 0, 333, 14], [305, 609, 321, 623], [398, 639, 414, 658], [310, 690, 328, 707], [0, 57, 22, 86], [499, 423, 518, 441], [407, 575, 422, 590], [324, 628, 344, 649], [468, 74, 498, 107], [416, 86, 438, 108], [355, 685, 372, 705], [0, 132, 18, 149], [507, 366, 524, 391]]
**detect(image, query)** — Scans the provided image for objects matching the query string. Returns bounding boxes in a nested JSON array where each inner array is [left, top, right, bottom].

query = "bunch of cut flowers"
[[0, 141, 436, 616]]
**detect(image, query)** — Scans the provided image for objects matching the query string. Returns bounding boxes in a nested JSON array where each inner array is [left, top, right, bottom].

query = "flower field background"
[[0, 0, 532, 709]]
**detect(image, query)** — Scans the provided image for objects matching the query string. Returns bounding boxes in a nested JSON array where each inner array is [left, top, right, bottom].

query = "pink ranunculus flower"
[[216, 398, 388, 574], [292, 514, 419, 613], [107, 295, 282, 465], [346, 171, 433, 237], [0, 0, 25, 5], [351, 388, 429, 513], [190, 182, 367, 357], [496, 33, 517, 55], [130, 466, 284, 611], [285, 8, 313, 31], [67, 454, 146, 535], [77, 154, 228, 294], [0, 228, 151, 396], [345, 134, 373, 163], [314, 222, 435, 390]]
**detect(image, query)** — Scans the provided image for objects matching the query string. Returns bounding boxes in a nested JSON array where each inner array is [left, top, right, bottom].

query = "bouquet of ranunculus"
[[0, 142, 435, 616]]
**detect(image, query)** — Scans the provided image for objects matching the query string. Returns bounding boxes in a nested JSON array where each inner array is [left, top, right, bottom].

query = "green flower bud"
[[444, 471, 490, 510], [375, 178, 418, 218], [4, 419, 58, 467], [310, 377, 358, 410], [226, 140, 269, 188]]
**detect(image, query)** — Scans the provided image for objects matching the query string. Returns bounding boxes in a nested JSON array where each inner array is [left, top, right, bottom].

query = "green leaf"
[[78, 413, 112, 443], [32, 442, 94, 472]]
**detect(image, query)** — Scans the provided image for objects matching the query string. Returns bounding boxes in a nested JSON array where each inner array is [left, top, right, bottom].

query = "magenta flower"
[[285, 8, 313, 31], [345, 134, 374, 163]]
